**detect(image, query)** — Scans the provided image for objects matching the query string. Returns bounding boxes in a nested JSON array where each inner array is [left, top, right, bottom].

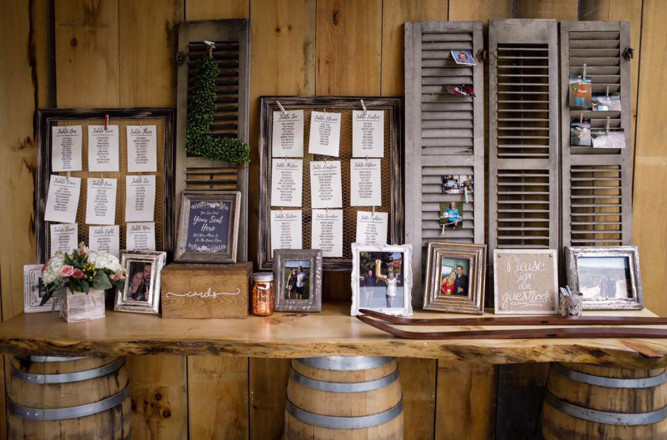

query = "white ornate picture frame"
[[23, 264, 60, 313]]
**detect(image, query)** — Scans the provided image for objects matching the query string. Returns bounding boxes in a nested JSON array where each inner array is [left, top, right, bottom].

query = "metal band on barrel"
[[9, 384, 130, 421], [290, 368, 399, 392], [12, 357, 125, 384], [554, 363, 667, 389], [29, 356, 92, 363], [545, 391, 667, 426], [287, 399, 403, 429], [297, 356, 393, 371]]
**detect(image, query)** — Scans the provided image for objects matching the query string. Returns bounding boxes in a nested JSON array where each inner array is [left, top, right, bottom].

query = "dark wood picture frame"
[[273, 249, 323, 313]]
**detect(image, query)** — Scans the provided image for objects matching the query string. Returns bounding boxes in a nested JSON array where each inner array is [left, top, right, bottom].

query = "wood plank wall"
[[0, 1, 665, 439]]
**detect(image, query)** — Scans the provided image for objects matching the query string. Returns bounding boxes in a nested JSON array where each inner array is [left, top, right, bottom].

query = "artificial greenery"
[[186, 54, 250, 165]]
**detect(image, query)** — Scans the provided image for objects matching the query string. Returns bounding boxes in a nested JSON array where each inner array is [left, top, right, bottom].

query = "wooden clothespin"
[[606, 116, 611, 134], [580, 111, 584, 124], [104, 114, 110, 132], [360, 99, 368, 117], [276, 100, 287, 115], [204, 40, 216, 58], [582, 63, 587, 80], [606, 86, 610, 97]]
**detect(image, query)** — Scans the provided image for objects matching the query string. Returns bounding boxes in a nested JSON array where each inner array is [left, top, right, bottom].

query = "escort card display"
[[89, 225, 120, 257], [50, 223, 78, 256], [270, 210, 302, 254], [85, 178, 117, 225], [88, 125, 119, 171], [308, 111, 341, 157], [272, 110, 304, 157], [356, 211, 388, 246], [271, 159, 303, 207], [125, 175, 156, 222], [126, 222, 156, 251], [126, 125, 157, 172], [310, 161, 342, 209], [44, 175, 81, 224], [352, 110, 384, 158], [51, 126, 82, 172], [311, 209, 343, 258]]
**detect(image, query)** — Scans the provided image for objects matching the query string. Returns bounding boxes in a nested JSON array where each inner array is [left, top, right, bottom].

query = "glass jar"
[[252, 272, 275, 316]]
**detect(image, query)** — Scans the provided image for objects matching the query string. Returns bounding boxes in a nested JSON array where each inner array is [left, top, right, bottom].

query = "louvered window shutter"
[[176, 19, 250, 260], [560, 21, 633, 247], [404, 21, 485, 306]]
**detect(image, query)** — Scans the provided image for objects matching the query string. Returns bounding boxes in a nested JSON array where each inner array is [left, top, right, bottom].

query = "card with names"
[[126, 222, 156, 251], [350, 159, 382, 207], [44, 175, 81, 224], [50, 223, 78, 256], [126, 125, 157, 172], [352, 110, 384, 158], [89, 225, 120, 257], [51, 126, 82, 172], [272, 110, 304, 157], [85, 178, 117, 225], [270, 210, 303, 254], [308, 111, 341, 157], [271, 159, 303, 207], [356, 211, 388, 246], [310, 161, 342, 209], [88, 125, 119, 172], [311, 209, 343, 257], [125, 175, 156, 222]]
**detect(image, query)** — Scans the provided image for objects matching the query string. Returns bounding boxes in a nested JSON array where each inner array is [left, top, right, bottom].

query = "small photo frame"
[[441, 175, 474, 195], [569, 75, 592, 110], [439, 202, 463, 230], [591, 129, 626, 149], [273, 249, 323, 312], [423, 242, 486, 314], [450, 49, 476, 65], [565, 246, 643, 310], [592, 94, 621, 111], [351, 243, 413, 317], [570, 121, 592, 146], [115, 250, 166, 314], [23, 264, 60, 313], [175, 191, 241, 263]]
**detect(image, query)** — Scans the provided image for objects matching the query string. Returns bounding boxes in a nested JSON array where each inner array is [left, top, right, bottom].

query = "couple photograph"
[[284, 261, 309, 300], [440, 258, 469, 297], [126, 262, 152, 302]]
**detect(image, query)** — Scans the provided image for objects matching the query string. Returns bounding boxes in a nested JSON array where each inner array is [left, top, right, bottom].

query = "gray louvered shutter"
[[560, 21, 633, 247], [176, 19, 249, 260], [404, 21, 485, 307]]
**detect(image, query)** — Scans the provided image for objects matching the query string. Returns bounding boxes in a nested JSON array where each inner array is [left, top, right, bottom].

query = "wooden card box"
[[161, 262, 252, 319]]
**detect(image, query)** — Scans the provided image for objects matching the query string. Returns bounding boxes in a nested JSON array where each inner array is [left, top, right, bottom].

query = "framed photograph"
[[565, 246, 643, 310], [23, 264, 60, 313], [494, 249, 559, 315], [115, 251, 166, 314], [273, 249, 323, 312], [175, 191, 241, 263], [423, 243, 486, 314], [351, 243, 413, 317]]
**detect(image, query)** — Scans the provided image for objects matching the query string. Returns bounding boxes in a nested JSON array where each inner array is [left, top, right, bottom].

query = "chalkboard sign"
[[493, 249, 559, 315], [175, 191, 240, 263]]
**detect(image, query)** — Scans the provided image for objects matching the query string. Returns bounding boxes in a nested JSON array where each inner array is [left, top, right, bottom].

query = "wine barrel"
[[8, 355, 131, 440], [542, 362, 667, 439], [285, 356, 404, 439]]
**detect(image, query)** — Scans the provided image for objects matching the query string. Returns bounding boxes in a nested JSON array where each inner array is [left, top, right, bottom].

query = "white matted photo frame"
[[115, 250, 166, 314], [273, 249, 323, 312], [423, 242, 486, 314], [565, 246, 643, 310], [23, 264, 60, 313], [351, 243, 413, 317], [175, 191, 241, 263]]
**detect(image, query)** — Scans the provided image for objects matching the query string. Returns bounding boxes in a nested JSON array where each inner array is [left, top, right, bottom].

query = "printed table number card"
[[126, 222, 156, 251], [493, 249, 559, 315], [311, 209, 343, 258], [50, 223, 78, 256], [89, 225, 120, 257], [125, 175, 156, 222], [271, 159, 303, 207], [272, 110, 304, 157], [352, 110, 384, 158], [126, 125, 157, 172], [310, 161, 342, 209], [88, 125, 119, 172], [44, 175, 81, 224], [350, 159, 382, 207], [308, 111, 341, 157], [270, 210, 303, 254], [51, 126, 82, 172], [85, 178, 117, 225], [355, 211, 388, 246]]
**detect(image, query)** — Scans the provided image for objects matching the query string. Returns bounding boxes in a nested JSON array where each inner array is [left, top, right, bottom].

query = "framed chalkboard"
[[174, 191, 240, 263]]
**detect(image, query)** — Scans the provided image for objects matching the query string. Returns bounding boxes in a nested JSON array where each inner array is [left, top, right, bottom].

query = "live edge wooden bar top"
[[0, 304, 666, 368]]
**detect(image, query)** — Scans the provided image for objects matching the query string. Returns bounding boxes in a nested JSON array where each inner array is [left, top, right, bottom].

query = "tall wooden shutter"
[[176, 19, 250, 260], [404, 22, 485, 307], [560, 21, 633, 247]]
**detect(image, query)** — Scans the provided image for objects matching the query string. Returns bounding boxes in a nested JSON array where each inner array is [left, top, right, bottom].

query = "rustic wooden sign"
[[493, 249, 558, 315]]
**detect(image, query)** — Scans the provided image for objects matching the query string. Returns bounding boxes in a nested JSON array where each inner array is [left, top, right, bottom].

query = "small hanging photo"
[[439, 202, 463, 230], [570, 121, 592, 146], [568, 75, 592, 110], [450, 49, 476, 66], [592, 94, 621, 112], [591, 129, 626, 149], [441, 175, 473, 195]]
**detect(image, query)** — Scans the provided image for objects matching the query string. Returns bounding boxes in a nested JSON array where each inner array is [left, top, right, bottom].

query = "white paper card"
[[311, 209, 343, 257], [126, 125, 157, 172], [85, 178, 117, 225], [272, 110, 304, 157], [310, 161, 342, 209], [308, 111, 341, 157], [270, 210, 303, 254], [352, 110, 384, 157], [125, 175, 156, 222], [51, 126, 83, 172], [89, 225, 120, 257], [350, 159, 382, 206], [88, 125, 119, 171], [271, 159, 303, 207], [356, 211, 388, 246], [126, 222, 156, 251], [44, 175, 81, 224], [50, 223, 78, 256]]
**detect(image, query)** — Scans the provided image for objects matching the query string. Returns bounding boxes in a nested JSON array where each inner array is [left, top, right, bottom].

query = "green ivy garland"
[[186, 54, 250, 165]]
